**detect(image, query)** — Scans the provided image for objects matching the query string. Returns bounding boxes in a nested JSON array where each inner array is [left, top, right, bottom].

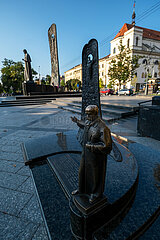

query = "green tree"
[[0, 83, 3, 94], [45, 75, 51, 85], [1, 58, 37, 92], [41, 79, 46, 85], [107, 81, 114, 89], [66, 79, 81, 91], [99, 78, 104, 89], [60, 79, 65, 87], [131, 75, 137, 89], [108, 40, 140, 89], [1, 58, 24, 92], [32, 68, 38, 79]]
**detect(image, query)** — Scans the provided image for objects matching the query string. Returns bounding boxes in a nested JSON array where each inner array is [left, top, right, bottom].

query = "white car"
[[117, 89, 133, 96]]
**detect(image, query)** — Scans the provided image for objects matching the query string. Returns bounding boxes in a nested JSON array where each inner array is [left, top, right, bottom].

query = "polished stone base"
[[70, 169, 137, 240], [22, 130, 139, 239], [70, 196, 109, 240], [73, 194, 107, 215], [22, 82, 58, 96]]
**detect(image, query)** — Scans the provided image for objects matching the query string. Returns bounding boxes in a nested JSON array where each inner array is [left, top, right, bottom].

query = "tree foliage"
[[45, 75, 51, 85], [1, 58, 37, 92], [66, 79, 81, 91], [131, 75, 137, 88], [107, 81, 114, 89], [108, 40, 140, 88], [99, 78, 104, 89], [0, 83, 3, 94], [1, 58, 24, 92], [60, 79, 65, 87]]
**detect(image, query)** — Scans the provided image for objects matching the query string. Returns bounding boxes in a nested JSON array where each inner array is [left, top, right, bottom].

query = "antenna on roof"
[[132, 0, 136, 25]]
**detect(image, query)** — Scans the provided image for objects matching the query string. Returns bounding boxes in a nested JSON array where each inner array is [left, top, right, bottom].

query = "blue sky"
[[0, 0, 160, 77]]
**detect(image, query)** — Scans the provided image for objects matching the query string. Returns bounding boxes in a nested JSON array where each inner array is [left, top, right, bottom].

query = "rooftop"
[[114, 23, 160, 41]]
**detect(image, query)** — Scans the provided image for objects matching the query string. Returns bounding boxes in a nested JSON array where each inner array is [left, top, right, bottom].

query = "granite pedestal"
[[138, 96, 160, 141], [22, 130, 140, 239]]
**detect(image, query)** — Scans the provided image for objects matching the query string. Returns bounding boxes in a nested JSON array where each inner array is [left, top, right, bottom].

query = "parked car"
[[117, 89, 133, 96], [100, 88, 114, 95]]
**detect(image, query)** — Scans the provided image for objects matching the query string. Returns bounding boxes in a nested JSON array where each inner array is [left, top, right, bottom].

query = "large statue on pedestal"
[[22, 49, 33, 82], [71, 105, 112, 203]]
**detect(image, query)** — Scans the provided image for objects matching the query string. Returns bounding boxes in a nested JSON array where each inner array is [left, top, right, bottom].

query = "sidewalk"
[[109, 116, 160, 152], [0, 101, 159, 239], [0, 103, 79, 240]]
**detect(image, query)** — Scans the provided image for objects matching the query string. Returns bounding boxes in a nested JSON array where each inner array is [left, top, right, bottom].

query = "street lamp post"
[[38, 66, 41, 84]]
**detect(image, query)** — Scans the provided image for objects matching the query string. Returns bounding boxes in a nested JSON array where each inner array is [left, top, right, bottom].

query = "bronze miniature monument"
[[71, 105, 112, 204], [71, 39, 112, 205]]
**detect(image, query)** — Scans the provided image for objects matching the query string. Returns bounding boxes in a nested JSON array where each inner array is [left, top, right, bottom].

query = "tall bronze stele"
[[48, 23, 60, 87]]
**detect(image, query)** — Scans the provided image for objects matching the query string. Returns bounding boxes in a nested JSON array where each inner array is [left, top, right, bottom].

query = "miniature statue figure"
[[71, 105, 112, 203], [22, 49, 32, 82]]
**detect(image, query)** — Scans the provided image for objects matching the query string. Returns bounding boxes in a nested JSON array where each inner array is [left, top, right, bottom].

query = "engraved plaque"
[[47, 153, 81, 198]]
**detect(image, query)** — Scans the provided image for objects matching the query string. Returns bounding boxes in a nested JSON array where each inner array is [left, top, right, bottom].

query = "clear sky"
[[0, 0, 160, 78]]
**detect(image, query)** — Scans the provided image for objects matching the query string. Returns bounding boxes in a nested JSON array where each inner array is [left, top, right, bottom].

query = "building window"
[[154, 60, 159, 65], [102, 64, 104, 68], [127, 39, 130, 48], [136, 37, 139, 46], [142, 59, 147, 65], [102, 72, 104, 76], [142, 72, 145, 78], [145, 73, 147, 78], [135, 72, 137, 77], [154, 72, 157, 78], [113, 48, 116, 54]]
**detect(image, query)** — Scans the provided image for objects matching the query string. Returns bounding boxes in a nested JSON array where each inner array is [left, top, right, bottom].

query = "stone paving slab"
[[15, 223, 39, 240], [0, 212, 39, 240], [31, 224, 49, 240], [29, 110, 79, 130], [0, 171, 28, 190], [16, 165, 31, 176], [1, 144, 22, 153], [0, 159, 24, 174], [126, 136, 160, 151], [18, 194, 44, 224], [0, 187, 32, 216], [17, 176, 35, 193], [0, 151, 20, 161]]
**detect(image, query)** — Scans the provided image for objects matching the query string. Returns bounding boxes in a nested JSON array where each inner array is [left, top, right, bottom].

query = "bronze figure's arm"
[[71, 116, 85, 129]]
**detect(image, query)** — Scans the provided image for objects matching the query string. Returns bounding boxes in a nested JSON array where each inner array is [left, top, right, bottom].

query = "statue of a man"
[[22, 49, 32, 82], [71, 105, 112, 203]]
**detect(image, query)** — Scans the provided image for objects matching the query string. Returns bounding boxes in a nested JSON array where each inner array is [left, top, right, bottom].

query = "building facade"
[[64, 64, 82, 83], [65, 23, 160, 92], [64, 56, 110, 86], [108, 23, 160, 91]]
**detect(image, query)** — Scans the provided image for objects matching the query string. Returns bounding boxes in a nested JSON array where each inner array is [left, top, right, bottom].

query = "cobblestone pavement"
[[0, 99, 159, 240]]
